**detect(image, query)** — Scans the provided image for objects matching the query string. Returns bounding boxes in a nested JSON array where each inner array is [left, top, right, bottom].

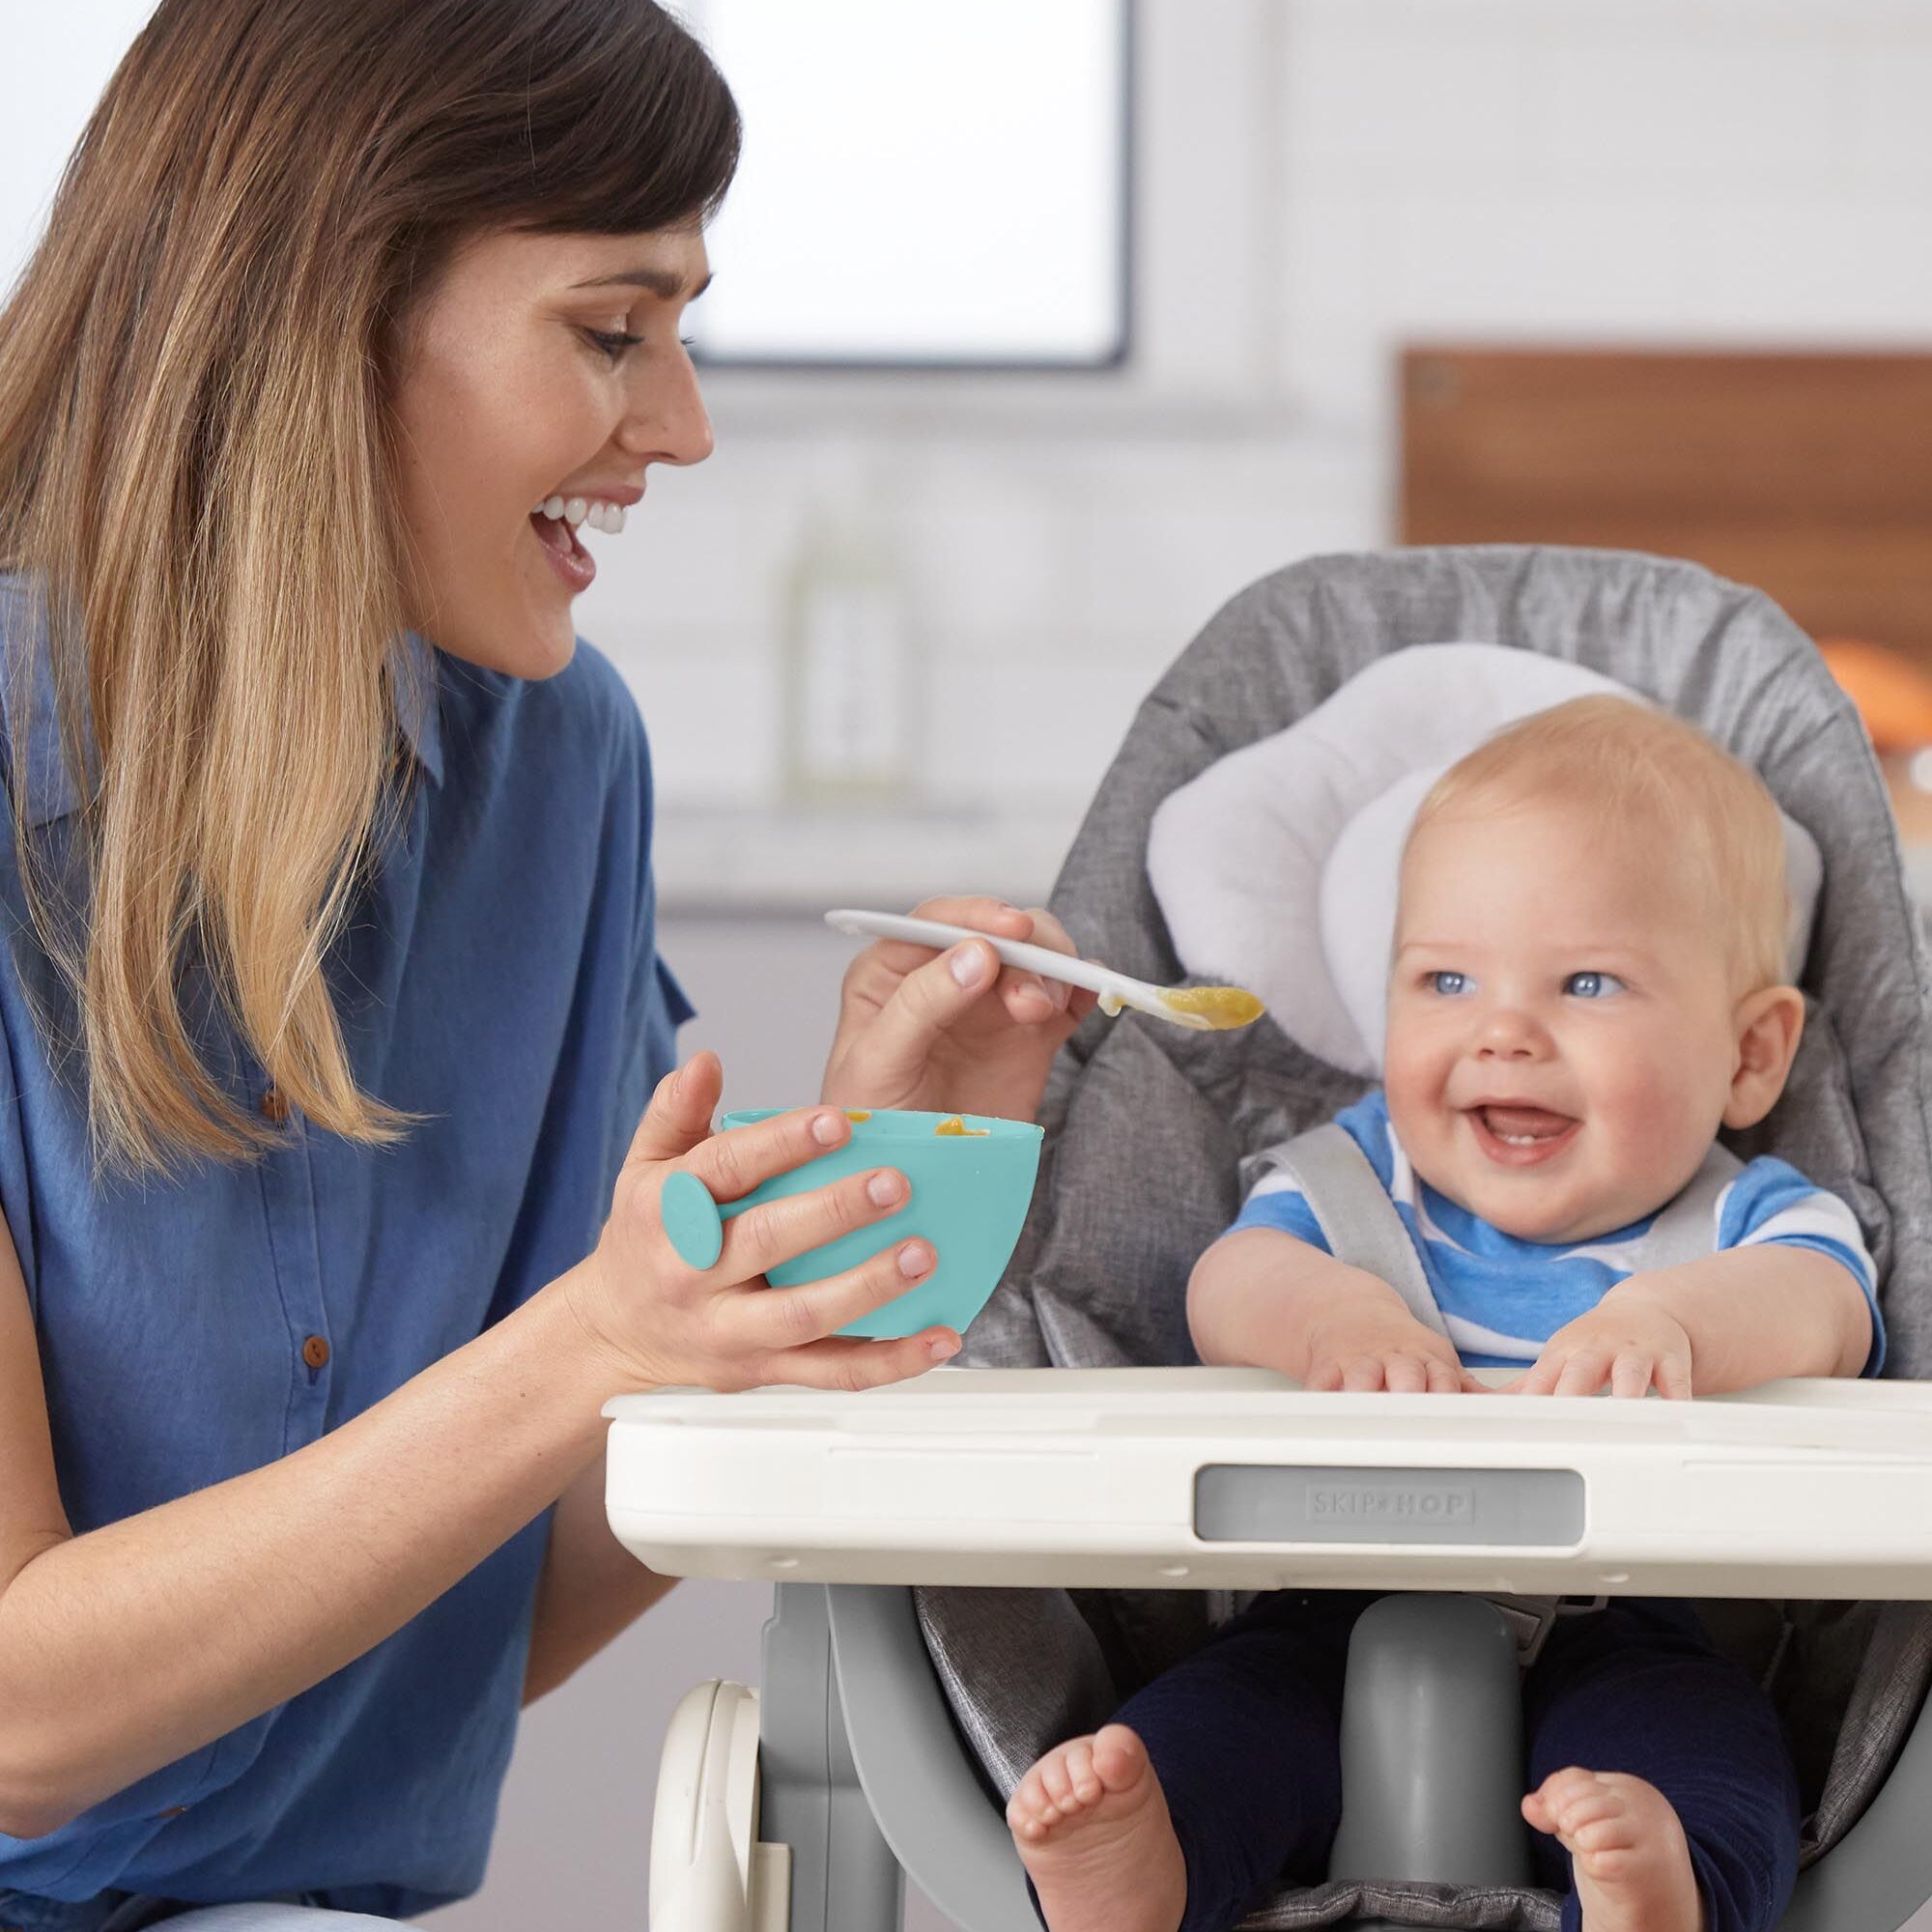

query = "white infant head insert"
[[1146, 642, 1824, 1077]]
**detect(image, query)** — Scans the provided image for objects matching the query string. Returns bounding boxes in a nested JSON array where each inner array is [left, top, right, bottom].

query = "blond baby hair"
[[1409, 696, 1792, 995]]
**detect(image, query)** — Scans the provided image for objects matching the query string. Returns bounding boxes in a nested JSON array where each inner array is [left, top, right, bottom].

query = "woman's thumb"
[[626, 1050, 724, 1167]]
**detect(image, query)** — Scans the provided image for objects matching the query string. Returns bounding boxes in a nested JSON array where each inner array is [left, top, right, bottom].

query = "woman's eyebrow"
[[570, 268, 713, 299]]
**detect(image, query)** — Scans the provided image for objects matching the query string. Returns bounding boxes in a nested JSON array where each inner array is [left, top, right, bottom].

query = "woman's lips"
[[530, 509, 595, 592], [1465, 1103, 1579, 1167]]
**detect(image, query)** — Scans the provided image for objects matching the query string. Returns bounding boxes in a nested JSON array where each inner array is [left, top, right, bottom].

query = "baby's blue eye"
[[1564, 971, 1626, 999], [1427, 971, 1471, 997]]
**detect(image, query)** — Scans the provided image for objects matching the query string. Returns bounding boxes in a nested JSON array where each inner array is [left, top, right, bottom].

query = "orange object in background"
[[1819, 639, 1932, 847], [1819, 639, 1932, 752]]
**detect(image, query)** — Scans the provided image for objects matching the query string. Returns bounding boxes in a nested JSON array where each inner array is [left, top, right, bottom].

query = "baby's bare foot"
[[1007, 1723, 1186, 1932], [1523, 1767, 1706, 1932]]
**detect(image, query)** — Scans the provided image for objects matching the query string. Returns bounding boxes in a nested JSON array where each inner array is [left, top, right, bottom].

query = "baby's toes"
[[1089, 1724, 1151, 1793], [1009, 1754, 1069, 1834], [1527, 1767, 1620, 1844], [1044, 1738, 1100, 1809]]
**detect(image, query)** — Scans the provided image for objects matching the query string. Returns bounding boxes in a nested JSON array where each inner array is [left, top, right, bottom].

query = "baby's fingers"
[[1608, 1350, 1658, 1400], [1549, 1348, 1612, 1398]]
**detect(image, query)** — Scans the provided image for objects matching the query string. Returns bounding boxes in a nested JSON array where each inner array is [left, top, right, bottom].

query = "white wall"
[[599, 0, 1932, 913]]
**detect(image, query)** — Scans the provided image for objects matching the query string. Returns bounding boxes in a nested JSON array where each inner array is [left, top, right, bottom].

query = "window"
[[684, 0, 1131, 369]]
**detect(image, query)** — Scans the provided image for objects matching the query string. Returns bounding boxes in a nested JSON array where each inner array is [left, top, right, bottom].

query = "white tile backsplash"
[[565, 0, 1932, 912]]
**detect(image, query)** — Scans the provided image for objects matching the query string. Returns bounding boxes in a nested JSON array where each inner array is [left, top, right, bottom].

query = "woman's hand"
[[563, 1052, 960, 1393], [819, 895, 1096, 1123]]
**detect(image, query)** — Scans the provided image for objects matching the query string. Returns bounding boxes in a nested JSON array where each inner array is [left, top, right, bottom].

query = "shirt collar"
[[1, 579, 444, 827], [395, 631, 445, 788]]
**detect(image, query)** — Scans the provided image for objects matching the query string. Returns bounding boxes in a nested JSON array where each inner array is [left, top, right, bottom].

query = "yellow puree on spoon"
[[1157, 985, 1266, 1030]]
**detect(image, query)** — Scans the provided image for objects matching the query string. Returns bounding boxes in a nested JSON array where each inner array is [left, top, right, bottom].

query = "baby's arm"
[[1187, 1227, 1474, 1394], [1511, 1246, 1873, 1400]]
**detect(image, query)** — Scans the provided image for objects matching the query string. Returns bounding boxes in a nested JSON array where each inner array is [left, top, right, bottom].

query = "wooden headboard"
[[1400, 348, 1932, 665]]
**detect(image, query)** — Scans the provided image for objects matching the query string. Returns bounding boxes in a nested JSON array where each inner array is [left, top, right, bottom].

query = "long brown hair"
[[0, 0, 738, 1171]]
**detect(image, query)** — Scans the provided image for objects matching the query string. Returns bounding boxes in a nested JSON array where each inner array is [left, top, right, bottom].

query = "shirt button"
[[260, 1086, 291, 1122], [156, 1804, 190, 1818], [301, 1335, 331, 1371]]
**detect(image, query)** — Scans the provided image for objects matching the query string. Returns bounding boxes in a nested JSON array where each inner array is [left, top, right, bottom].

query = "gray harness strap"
[[1245, 1122, 1596, 1661], [1252, 1123, 1452, 1342]]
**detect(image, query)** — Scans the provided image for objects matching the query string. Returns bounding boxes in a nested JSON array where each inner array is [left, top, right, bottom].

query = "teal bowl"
[[718, 1109, 1043, 1340]]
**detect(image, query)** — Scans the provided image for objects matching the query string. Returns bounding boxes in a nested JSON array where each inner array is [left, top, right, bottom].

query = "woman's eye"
[[1564, 971, 1627, 999], [585, 327, 645, 361], [1427, 971, 1471, 997]]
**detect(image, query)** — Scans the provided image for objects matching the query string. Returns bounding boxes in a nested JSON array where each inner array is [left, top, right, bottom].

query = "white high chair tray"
[[604, 1367, 1932, 1599]]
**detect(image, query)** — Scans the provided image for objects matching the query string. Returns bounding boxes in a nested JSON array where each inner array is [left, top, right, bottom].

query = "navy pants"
[[1098, 1591, 1800, 1932]]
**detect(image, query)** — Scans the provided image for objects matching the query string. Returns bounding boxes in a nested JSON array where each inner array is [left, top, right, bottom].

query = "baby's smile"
[[1464, 1101, 1580, 1166]]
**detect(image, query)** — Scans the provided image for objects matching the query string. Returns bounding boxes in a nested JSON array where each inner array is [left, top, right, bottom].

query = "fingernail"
[[897, 1240, 931, 1277], [810, 1111, 841, 1147], [928, 1332, 959, 1361], [950, 943, 990, 988], [868, 1170, 904, 1208]]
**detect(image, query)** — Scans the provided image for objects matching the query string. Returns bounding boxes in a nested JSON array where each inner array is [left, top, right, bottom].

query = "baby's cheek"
[[1599, 1066, 1712, 1188]]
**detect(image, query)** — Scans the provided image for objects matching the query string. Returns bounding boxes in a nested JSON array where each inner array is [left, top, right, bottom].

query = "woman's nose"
[[618, 351, 714, 469]]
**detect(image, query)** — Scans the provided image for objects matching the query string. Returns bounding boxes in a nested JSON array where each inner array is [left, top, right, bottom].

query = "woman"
[[0, 3, 1089, 1925]]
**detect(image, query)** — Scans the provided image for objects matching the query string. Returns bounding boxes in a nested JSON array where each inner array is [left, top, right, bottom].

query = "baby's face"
[[1384, 800, 1746, 1244]]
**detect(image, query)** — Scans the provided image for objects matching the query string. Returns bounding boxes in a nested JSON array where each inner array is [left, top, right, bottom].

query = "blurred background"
[[10, 1, 1932, 1925]]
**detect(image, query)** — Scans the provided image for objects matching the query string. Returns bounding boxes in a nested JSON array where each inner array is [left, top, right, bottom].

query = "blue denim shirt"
[[0, 580, 692, 1916]]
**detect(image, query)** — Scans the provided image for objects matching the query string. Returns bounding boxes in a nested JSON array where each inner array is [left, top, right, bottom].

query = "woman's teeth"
[[532, 496, 628, 535]]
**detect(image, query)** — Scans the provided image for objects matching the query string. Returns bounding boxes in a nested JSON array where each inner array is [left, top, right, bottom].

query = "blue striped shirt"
[[1231, 1091, 1883, 1375]]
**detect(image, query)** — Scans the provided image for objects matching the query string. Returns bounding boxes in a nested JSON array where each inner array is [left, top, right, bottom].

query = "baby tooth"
[[564, 497, 588, 526], [590, 503, 614, 534], [542, 496, 565, 519], [610, 505, 628, 533]]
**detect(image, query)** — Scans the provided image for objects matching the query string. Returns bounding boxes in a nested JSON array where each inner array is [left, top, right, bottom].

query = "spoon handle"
[[823, 908, 1127, 1001]]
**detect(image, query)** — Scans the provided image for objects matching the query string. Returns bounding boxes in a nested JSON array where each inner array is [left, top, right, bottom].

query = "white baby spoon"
[[824, 908, 1264, 1033]]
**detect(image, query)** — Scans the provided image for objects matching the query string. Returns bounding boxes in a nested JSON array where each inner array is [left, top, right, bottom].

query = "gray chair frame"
[[749, 1581, 1932, 1932]]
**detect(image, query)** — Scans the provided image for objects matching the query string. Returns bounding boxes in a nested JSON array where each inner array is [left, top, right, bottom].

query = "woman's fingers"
[[714, 1162, 914, 1283], [900, 896, 1083, 1026], [684, 1103, 851, 1205], [724, 1234, 950, 1360], [622, 1050, 725, 1170]]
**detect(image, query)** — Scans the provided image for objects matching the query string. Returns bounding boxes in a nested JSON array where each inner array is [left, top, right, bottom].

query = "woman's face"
[[388, 224, 714, 677]]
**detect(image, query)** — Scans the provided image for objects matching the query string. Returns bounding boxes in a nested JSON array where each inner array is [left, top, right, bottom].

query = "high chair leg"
[[758, 1582, 906, 1932]]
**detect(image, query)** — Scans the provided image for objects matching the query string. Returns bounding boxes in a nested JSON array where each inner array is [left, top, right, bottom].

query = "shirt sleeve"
[[1223, 1092, 1393, 1253], [606, 857, 697, 1208], [602, 685, 696, 1206], [1226, 1171, 1333, 1253], [1719, 1156, 1885, 1378]]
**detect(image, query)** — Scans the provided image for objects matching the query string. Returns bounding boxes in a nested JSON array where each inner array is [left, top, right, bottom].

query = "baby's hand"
[[1302, 1303, 1479, 1395], [1503, 1289, 1692, 1400]]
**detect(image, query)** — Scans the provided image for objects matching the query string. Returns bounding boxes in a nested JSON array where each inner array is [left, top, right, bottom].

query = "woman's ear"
[[1722, 984, 1806, 1129]]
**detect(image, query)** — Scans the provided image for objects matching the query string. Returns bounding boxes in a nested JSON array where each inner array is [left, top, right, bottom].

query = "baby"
[[1008, 696, 1883, 1932]]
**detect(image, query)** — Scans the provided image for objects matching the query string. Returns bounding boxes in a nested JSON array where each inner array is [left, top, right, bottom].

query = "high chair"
[[611, 548, 1932, 1932]]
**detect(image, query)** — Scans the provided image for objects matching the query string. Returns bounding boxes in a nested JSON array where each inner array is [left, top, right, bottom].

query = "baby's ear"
[[1721, 985, 1805, 1130]]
